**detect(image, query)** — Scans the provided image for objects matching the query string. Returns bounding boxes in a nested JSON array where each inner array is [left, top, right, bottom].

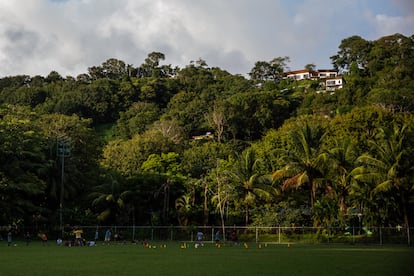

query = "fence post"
[[278, 226, 281, 244], [407, 226, 411, 246], [379, 225, 382, 245], [352, 225, 355, 244], [327, 226, 330, 244], [255, 227, 258, 243]]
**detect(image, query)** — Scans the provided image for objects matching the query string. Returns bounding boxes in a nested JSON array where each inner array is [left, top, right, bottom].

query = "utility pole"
[[57, 136, 71, 239]]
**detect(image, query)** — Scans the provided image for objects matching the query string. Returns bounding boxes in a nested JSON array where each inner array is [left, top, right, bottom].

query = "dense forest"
[[1, 33, 414, 234]]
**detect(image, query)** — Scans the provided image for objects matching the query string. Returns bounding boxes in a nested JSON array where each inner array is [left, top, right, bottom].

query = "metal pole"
[[132, 208, 135, 241], [57, 136, 70, 239], [60, 154, 64, 238]]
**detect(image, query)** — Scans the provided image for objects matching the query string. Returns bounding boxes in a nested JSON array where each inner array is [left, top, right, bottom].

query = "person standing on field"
[[104, 228, 111, 245], [25, 232, 31, 246], [7, 230, 12, 246], [73, 227, 83, 246], [94, 228, 99, 242], [215, 230, 220, 245], [41, 232, 48, 246], [196, 230, 204, 247], [230, 230, 239, 245]]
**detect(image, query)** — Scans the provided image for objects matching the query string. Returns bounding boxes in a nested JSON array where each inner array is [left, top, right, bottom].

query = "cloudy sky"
[[0, 0, 413, 77]]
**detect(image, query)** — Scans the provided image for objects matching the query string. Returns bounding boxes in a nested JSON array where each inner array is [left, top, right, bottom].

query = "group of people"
[[3, 230, 48, 246], [4, 227, 111, 247], [196, 229, 239, 246], [62, 227, 112, 246], [5, 227, 240, 247]]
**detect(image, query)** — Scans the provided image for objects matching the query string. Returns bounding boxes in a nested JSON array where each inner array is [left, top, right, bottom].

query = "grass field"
[[0, 241, 412, 275]]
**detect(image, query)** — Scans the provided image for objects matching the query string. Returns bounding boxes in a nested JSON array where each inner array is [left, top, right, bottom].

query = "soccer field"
[[0, 242, 412, 275]]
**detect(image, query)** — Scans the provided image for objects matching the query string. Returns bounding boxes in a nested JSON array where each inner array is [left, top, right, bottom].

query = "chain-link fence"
[[2, 225, 412, 246]]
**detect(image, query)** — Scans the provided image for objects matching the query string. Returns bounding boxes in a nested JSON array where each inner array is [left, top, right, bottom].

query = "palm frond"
[[282, 172, 308, 191], [372, 180, 393, 193]]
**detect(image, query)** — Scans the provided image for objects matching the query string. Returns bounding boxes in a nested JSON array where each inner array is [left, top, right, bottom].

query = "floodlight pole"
[[57, 136, 71, 239]]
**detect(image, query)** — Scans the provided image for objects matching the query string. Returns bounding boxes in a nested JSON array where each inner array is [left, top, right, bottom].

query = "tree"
[[367, 33, 414, 82], [272, 117, 327, 210], [87, 58, 128, 80], [101, 58, 127, 79], [115, 102, 160, 139], [232, 148, 276, 225], [141, 152, 186, 224], [139, 52, 166, 78], [226, 90, 292, 141], [0, 105, 49, 225], [367, 87, 414, 113], [100, 129, 178, 176], [305, 63, 316, 72], [352, 123, 413, 244], [325, 137, 358, 220], [249, 56, 290, 82], [175, 195, 192, 226], [330, 35, 371, 72], [39, 113, 100, 218], [164, 91, 207, 136], [210, 158, 234, 235], [45, 71, 63, 83], [205, 103, 227, 143], [89, 170, 134, 224]]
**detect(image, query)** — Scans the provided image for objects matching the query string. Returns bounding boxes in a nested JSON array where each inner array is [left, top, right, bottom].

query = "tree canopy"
[[0, 33, 413, 235]]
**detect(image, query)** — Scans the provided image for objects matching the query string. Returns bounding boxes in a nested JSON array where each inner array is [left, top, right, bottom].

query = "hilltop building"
[[284, 69, 343, 91]]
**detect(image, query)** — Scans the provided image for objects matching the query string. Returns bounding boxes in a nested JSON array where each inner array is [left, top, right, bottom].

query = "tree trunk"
[[245, 203, 249, 226], [401, 194, 410, 246], [203, 183, 209, 226], [310, 178, 316, 209]]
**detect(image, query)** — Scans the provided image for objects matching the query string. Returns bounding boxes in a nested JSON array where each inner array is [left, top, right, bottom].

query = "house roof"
[[317, 69, 338, 73], [285, 69, 310, 75]]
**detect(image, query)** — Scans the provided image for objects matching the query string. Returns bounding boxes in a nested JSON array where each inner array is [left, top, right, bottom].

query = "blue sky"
[[0, 0, 413, 77]]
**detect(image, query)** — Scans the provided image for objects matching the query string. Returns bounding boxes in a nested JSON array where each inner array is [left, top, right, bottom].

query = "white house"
[[324, 77, 344, 91], [315, 69, 338, 78], [285, 69, 339, 80], [284, 69, 311, 80]]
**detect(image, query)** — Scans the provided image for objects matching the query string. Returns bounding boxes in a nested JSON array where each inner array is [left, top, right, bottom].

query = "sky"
[[0, 0, 413, 78]]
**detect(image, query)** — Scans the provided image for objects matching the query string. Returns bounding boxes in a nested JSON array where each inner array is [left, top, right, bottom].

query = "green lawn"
[[0, 241, 412, 275]]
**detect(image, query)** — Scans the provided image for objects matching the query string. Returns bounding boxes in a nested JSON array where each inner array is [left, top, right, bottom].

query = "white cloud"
[[368, 13, 414, 37], [0, 0, 412, 77]]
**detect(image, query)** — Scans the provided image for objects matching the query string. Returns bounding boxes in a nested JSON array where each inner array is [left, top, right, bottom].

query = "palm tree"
[[326, 137, 358, 219], [352, 124, 412, 244], [175, 195, 192, 226], [232, 148, 277, 226], [89, 171, 134, 225], [272, 121, 326, 210]]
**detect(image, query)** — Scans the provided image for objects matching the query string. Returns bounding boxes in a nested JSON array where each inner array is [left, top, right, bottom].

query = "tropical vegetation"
[[0, 33, 413, 236]]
